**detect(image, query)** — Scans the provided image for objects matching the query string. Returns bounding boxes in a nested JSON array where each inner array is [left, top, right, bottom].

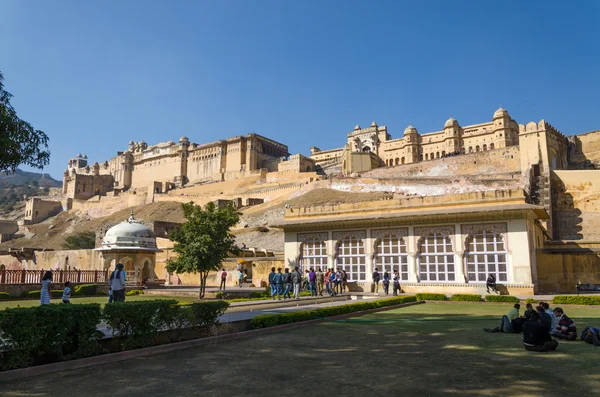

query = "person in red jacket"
[[551, 307, 577, 340]]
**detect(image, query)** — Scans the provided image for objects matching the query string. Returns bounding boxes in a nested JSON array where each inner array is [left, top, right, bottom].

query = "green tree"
[[62, 231, 97, 250], [0, 71, 50, 172], [166, 202, 240, 299]]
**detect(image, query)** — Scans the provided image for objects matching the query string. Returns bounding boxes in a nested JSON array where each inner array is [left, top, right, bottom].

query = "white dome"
[[444, 117, 458, 128], [493, 106, 509, 119], [101, 215, 157, 250], [404, 124, 418, 135]]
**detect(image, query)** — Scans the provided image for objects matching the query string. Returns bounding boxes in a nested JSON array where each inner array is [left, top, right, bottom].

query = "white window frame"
[[374, 233, 409, 281], [417, 232, 455, 282], [335, 234, 366, 282], [465, 230, 508, 283], [299, 237, 328, 272]]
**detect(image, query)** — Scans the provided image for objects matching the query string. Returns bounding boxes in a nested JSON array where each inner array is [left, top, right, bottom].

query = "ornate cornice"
[[461, 223, 507, 236], [371, 228, 408, 241], [414, 225, 455, 242], [333, 230, 366, 241], [297, 232, 328, 243]]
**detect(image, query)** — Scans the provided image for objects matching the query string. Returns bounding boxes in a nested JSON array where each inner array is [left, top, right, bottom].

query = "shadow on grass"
[[2, 310, 600, 397]]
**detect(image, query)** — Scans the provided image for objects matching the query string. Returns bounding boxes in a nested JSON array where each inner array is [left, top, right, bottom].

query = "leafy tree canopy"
[[63, 231, 97, 250], [166, 202, 240, 299], [0, 71, 50, 172]]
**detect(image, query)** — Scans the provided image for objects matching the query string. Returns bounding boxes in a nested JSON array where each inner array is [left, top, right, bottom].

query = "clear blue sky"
[[1, 0, 599, 180]]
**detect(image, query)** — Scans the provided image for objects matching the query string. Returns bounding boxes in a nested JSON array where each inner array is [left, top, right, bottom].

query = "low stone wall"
[[399, 283, 534, 297], [536, 249, 600, 294]]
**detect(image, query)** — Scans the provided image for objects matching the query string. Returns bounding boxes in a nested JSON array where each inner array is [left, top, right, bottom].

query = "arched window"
[[401, 157, 405, 164], [395, 158, 399, 165], [299, 236, 327, 272], [419, 154, 423, 161], [436, 152, 440, 158], [466, 230, 508, 282], [476, 145, 480, 152], [483, 144, 487, 151], [469, 147, 473, 153], [374, 233, 409, 281], [425, 153, 429, 160], [490, 143, 495, 150], [441, 151, 446, 157], [417, 231, 455, 282], [335, 234, 366, 281]]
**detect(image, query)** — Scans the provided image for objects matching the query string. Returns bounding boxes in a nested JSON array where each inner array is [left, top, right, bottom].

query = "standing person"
[[392, 270, 400, 296], [62, 281, 72, 304], [237, 269, 244, 288], [383, 271, 390, 295], [328, 269, 337, 296], [291, 266, 302, 300], [486, 274, 497, 294], [219, 268, 227, 290], [268, 267, 277, 299], [274, 268, 284, 300], [316, 267, 324, 296], [372, 268, 381, 294], [109, 263, 126, 302], [551, 308, 577, 340], [309, 268, 317, 296], [40, 271, 53, 305], [335, 270, 343, 295], [342, 270, 348, 293], [324, 268, 331, 295], [283, 268, 292, 299]]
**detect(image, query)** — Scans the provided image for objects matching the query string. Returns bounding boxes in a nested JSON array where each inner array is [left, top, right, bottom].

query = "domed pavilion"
[[95, 211, 161, 286]]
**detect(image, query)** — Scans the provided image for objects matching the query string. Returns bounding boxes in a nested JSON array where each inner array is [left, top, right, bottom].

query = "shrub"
[[186, 301, 229, 328], [251, 296, 417, 329], [416, 293, 447, 301], [552, 296, 600, 306], [0, 292, 11, 299], [249, 291, 264, 298], [73, 284, 97, 296], [125, 289, 143, 296], [0, 304, 102, 370], [485, 295, 520, 303], [27, 290, 63, 299], [450, 294, 482, 302], [215, 291, 227, 299], [524, 298, 536, 305]]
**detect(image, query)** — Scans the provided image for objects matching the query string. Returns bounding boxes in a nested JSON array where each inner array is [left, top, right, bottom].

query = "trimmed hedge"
[[73, 284, 97, 296], [416, 293, 447, 301], [125, 289, 143, 296], [27, 290, 64, 299], [0, 304, 102, 370], [450, 294, 482, 302], [485, 295, 520, 303], [0, 292, 11, 299], [104, 300, 230, 349], [251, 296, 417, 329], [552, 296, 600, 306]]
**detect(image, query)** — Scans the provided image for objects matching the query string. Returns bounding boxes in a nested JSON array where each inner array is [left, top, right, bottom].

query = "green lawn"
[[2, 301, 599, 397], [0, 294, 198, 310]]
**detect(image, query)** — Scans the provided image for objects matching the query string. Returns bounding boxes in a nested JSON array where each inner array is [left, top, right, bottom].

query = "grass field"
[[2, 302, 599, 396], [0, 294, 197, 310]]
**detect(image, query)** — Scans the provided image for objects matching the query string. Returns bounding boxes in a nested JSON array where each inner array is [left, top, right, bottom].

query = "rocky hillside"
[[0, 169, 62, 219]]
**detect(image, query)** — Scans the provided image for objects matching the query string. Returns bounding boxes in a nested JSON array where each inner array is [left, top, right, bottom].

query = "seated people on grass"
[[551, 307, 577, 340], [484, 303, 520, 333], [523, 303, 536, 321], [540, 302, 558, 331], [580, 326, 600, 346], [536, 305, 552, 332], [523, 311, 559, 352]]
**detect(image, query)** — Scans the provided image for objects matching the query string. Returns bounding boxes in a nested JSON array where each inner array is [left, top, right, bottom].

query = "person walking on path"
[[309, 268, 317, 296], [342, 270, 348, 293], [238, 269, 243, 288], [109, 263, 127, 302], [373, 268, 381, 293], [316, 267, 324, 296], [40, 271, 53, 305], [392, 270, 400, 296], [62, 281, 72, 304], [291, 266, 302, 299], [219, 268, 227, 290], [335, 270, 343, 295], [283, 268, 292, 299], [268, 267, 277, 299], [274, 268, 284, 300], [383, 271, 390, 295]]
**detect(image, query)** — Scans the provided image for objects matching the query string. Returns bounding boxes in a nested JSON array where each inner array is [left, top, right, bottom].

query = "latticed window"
[[336, 235, 366, 281], [418, 232, 455, 282], [466, 230, 508, 282], [374, 234, 408, 281], [299, 238, 327, 272]]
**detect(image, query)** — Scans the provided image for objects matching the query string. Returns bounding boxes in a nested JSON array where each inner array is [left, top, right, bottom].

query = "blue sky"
[[1, 0, 599, 180]]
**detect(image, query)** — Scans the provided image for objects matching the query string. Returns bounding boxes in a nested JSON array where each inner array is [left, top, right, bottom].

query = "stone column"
[[327, 254, 336, 271], [454, 252, 466, 284], [407, 252, 418, 282]]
